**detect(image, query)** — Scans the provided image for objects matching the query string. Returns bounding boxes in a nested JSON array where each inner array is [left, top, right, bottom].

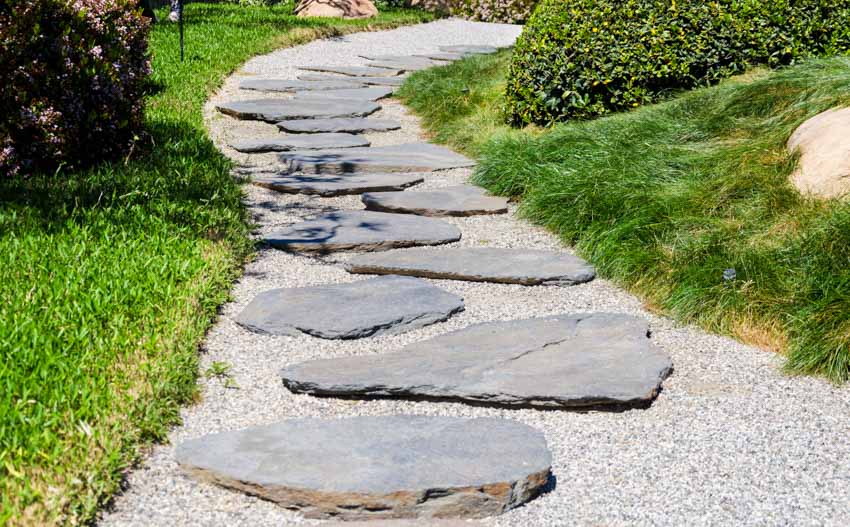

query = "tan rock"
[[787, 107, 850, 199], [295, 0, 378, 19]]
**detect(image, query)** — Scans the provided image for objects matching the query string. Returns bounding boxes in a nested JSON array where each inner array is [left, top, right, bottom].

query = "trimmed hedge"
[[506, 0, 850, 125], [0, 0, 150, 177]]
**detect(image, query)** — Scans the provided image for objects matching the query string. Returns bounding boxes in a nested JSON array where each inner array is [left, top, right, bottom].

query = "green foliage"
[[506, 0, 850, 125], [451, 0, 538, 23], [403, 50, 850, 382]]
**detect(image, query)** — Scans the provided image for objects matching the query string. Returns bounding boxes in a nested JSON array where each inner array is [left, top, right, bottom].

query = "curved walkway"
[[100, 19, 850, 527]]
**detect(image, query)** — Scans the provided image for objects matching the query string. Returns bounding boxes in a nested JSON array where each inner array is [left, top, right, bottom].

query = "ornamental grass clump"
[[0, 0, 150, 177]]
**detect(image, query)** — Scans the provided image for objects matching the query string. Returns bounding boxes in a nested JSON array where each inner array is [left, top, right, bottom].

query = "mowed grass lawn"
[[0, 4, 431, 525], [399, 51, 850, 382]]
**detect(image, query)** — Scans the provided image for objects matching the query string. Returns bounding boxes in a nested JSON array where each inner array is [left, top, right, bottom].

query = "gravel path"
[[99, 19, 850, 527]]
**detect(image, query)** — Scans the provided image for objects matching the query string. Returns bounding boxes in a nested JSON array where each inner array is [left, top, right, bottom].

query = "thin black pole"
[[179, 0, 184, 62]]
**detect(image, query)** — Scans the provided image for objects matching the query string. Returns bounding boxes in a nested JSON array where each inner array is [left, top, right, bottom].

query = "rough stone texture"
[[787, 107, 850, 199], [360, 54, 439, 68], [216, 98, 379, 122], [235, 275, 464, 339], [176, 415, 551, 520], [299, 73, 407, 86], [416, 52, 465, 61], [265, 210, 462, 253], [293, 86, 394, 101], [362, 185, 508, 216], [294, 0, 378, 19], [277, 117, 402, 133], [345, 247, 597, 285], [278, 142, 476, 174], [281, 313, 672, 409], [229, 132, 369, 153], [299, 65, 403, 77], [251, 172, 424, 196], [439, 44, 499, 54], [239, 78, 363, 92]]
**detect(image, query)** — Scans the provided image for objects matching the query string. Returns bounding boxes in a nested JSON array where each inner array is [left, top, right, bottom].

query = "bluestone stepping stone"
[[299, 73, 406, 87], [362, 185, 508, 216], [360, 54, 438, 65], [235, 275, 464, 338], [277, 117, 401, 134], [293, 86, 393, 101], [216, 99, 379, 122], [439, 45, 499, 54], [229, 133, 369, 153], [299, 65, 403, 77], [252, 172, 423, 196], [266, 210, 461, 253], [346, 247, 596, 285], [281, 313, 672, 409], [416, 52, 466, 61], [239, 78, 363, 92], [278, 143, 475, 174], [176, 415, 551, 520]]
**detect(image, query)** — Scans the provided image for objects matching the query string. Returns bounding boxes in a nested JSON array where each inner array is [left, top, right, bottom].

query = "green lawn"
[[0, 4, 431, 525], [398, 51, 850, 383]]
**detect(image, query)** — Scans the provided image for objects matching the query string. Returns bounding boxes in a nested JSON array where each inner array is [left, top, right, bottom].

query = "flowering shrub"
[[507, 0, 850, 125], [0, 0, 151, 177], [451, 0, 537, 23]]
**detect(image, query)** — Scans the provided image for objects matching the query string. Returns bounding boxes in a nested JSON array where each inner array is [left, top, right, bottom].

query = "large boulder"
[[787, 107, 850, 200], [295, 0, 378, 19]]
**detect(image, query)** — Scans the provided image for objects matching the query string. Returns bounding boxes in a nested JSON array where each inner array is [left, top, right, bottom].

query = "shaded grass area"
[[399, 52, 850, 382], [0, 4, 432, 525]]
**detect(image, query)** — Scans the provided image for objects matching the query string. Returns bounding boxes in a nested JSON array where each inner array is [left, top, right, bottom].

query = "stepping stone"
[[439, 45, 499, 54], [176, 415, 551, 520], [277, 117, 401, 134], [293, 86, 393, 101], [368, 60, 436, 72], [362, 185, 508, 217], [281, 313, 673, 409], [299, 73, 406, 87], [346, 247, 597, 285], [299, 65, 403, 78], [252, 172, 424, 196], [416, 52, 466, 61], [360, 54, 438, 65], [216, 99, 379, 122], [278, 143, 475, 174], [265, 210, 461, 253], [236, 275, 464, 338], [229, 133, 369, 153], [239, 78, 363, 92]]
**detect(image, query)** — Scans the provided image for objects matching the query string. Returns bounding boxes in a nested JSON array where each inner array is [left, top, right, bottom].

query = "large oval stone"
[[362, 185, 508, 216], [236, 275, 464, 339], [216, 99, 380, 122], [176, 415, 552, 520], [281, 313, 673, 409], [278, 143, 475, 174], [266, 210, 461, 253]]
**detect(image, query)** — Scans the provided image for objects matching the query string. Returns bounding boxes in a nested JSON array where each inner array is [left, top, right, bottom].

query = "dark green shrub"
[[506, 0, 850, 125]]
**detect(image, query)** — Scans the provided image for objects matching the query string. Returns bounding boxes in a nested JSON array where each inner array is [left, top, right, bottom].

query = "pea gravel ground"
[[98, 19, 850, 527]]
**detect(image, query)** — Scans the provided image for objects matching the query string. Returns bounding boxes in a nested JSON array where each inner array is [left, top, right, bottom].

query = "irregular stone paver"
[[299, 65, 403, 77], [416, 52, 465, 61], [362, 185, 508, 216], [266, 210, 461, 253], [360, 54, 438, 65], [216, 99, 379, 122], [235, 275, 464, 339], [293, 86, 393, 101], [439, 45, 499, 54], [230, 133, 369, 153], [277, 117, 402, 134], [281, 313, 672, 409], [252, 172, 423, 196], [176, 415, 551, 520], [278, 142, 475, 174], [298, 73, 407, 86], [345, 247, 596, 285], [239, 78, 363, 92]]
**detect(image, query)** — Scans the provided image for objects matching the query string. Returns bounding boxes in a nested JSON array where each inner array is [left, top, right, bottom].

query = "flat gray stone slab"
[[363, 56, 438, 71], [278, 143, 475, 174], [176, 415, 551, 520], [299, 65, 402, 77], [230, 133, 369, 153], [216, 99, 379, 122], [252, 172, 424, 196], [277, 117, 401, 134], [265, 210, 461, 253], [416, 52, 466, 61], [439, 45, 499, 54], [293, 86, 393, 101], [281, 313, 672, 409], [239, 78, 364, 92], [346, 247, 596, 285], [235, 275, 464, 339], [362, 185, 508, 216], [299, 73, 406, 87]]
